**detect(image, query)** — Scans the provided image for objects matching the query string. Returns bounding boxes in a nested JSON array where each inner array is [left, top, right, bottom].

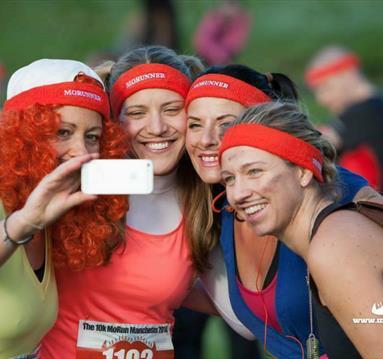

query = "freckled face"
[[221, 146, 303, 237], [120, 89, 186, 175], [186, 97, 246, 184]]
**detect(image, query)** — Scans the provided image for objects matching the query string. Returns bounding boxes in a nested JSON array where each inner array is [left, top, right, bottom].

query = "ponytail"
[[94, 60, 115, 88], [267, 72, 299, 101]]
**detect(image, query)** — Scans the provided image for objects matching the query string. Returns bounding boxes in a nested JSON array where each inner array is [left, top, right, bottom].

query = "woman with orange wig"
[[41, 45, 216, 359], [0, 58, 128, 358]]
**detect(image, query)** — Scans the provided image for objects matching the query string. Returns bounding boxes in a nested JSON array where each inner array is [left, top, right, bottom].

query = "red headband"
[[185, 74, 271, 109], [219, 123, 324, 182], [305, 54, 360, 87], [110, 63, 191, 117], [3, 81, 109, 118]]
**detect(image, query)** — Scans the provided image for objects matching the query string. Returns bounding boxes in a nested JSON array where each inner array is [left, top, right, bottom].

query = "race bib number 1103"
[[76, 320, 174, 359]]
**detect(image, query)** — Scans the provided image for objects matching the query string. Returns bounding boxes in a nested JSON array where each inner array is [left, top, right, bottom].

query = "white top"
[[126, 170, 182, 234], [200, 246, 256, 340]]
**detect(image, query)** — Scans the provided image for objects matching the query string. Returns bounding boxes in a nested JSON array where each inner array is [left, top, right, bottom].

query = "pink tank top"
[[237, 274, 283, 333], [40, 220, 195, 358]]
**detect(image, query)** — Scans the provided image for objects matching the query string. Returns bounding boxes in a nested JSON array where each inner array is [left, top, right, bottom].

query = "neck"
[[349, 82, 374, 104], [152, 170, 178, 194], [339, 78, 375, 114], [280, 191, 332, 261]]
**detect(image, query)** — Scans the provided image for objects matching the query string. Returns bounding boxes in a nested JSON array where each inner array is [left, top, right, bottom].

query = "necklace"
[[305, 200, 328, 359], [306, 268, 320, 359]]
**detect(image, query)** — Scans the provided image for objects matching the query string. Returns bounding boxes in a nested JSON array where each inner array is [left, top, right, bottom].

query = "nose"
[[229, 177, 253, 206], [199, 125, 219, 148], [67, 137, 89, 158], [147, 112, 168, 136]]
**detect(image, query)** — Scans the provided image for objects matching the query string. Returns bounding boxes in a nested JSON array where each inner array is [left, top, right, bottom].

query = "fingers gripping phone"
[[81, 159, 153, 194]]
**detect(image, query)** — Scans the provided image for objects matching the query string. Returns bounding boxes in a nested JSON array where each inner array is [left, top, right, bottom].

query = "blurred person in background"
[[305, 46, 383, 190], [193, 0, 251, 66], [0, 58, 127, 358], [86, 0, 178, 68]]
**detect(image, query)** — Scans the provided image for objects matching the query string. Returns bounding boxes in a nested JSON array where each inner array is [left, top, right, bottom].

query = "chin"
[[249, 223, 274, 238], [201, 173, 221, 184], [153, 161, 178, 176], [197, 168, 221, 184]]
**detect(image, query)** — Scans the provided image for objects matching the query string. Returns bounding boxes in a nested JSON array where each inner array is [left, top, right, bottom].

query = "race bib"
[[76, 320, 174, 359]]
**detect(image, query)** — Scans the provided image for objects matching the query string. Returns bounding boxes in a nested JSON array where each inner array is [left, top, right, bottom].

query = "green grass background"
[[1, 1, 383, 357], [1, 0, 383, 121]]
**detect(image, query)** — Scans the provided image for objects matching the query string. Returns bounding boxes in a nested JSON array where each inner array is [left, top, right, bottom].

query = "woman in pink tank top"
[[41, 46, 217, 359]]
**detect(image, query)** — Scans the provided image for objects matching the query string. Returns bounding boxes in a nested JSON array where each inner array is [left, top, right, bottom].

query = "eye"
[[57, 128, 72, 139], [222, 175, 235, 186], [219, 120, 233, 129], [248, 168, 261, 176], [187, 121, 201, 129], [126, 111, 145, 119], [86, 133, 101, 144], [164, 107, 182, 115]]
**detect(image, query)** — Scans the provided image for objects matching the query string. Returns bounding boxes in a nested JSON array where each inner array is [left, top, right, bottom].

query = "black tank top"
[[310, 202, 362, 358]]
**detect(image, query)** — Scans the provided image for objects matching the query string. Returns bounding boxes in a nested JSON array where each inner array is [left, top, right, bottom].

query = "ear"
[[298, 168, 314, 188]]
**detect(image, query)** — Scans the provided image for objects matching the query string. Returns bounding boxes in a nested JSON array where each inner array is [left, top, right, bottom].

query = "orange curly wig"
[[0, 76, 129, 271]]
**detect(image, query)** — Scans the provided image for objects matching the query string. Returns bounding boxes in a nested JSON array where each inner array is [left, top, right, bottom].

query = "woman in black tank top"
[[220, 101, 383, 358]]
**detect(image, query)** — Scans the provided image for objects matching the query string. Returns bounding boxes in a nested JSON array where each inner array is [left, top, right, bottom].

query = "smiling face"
[[221, 145, 304, 237], [186, 97, 246, 184], [53, 105, 102, 162], [119, 88, 186, 175]]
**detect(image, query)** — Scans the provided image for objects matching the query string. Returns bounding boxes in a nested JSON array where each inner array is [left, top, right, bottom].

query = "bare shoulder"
[[307, 209, 382, 276]]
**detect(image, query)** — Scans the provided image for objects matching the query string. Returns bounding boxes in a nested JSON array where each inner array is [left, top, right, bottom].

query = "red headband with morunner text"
[[185, 74, 272, 108], [305, 54, 360, 88], [110, 63, 191, 117], [219, 123, 324, 182], [3, 81, 110, 119]]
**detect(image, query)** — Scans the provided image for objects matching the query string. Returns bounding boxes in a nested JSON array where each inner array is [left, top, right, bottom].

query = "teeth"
[[146, 142, 169, 150], [245, 204, 267, 215], [201, 156, 218, 162]]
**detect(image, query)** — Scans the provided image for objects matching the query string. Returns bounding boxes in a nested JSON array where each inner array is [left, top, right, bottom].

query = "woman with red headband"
[[184, 65, 375, 358], [41, 46, 216, 358], [0, 59, 127, 358], [220, 101, 383, 358]]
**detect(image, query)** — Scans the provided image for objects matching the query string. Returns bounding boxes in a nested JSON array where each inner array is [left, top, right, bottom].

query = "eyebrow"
[[123, 105, 146, 112], [60, 122, 102, 131], [223, 160, 266, 171], [86, 126, 102, 132], [239, 161, 266, 170], [124, 100, 184, 112], [187, 113, 238, 122]]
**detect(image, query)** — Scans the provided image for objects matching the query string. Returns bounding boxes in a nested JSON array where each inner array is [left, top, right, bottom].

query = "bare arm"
[[0, 153, 98, 266], [308, 210, 383, 358], [182, 279, 219, 316]]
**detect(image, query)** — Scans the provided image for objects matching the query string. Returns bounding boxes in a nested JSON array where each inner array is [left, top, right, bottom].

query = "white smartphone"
[[81, 159, 153, 195]]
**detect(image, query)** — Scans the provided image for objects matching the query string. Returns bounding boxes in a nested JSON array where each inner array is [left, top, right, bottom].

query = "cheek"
[[185, 132, 198, 154], [88, 142, 100, 154], [52, 142, 66, 158], [123, 121, 142, 140], [173, 117, 187, 136]]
